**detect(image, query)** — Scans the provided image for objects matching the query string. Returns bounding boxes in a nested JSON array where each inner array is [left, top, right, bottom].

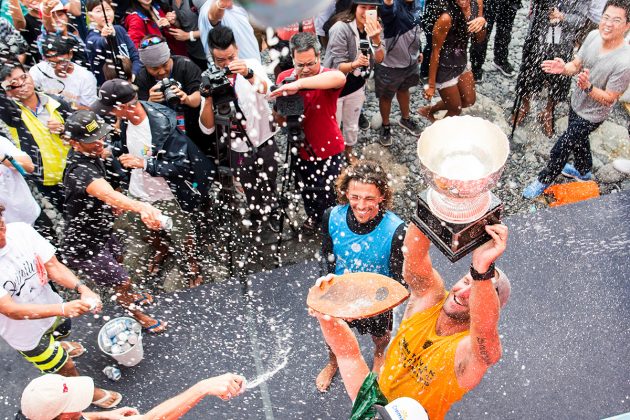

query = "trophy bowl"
[[417, 116, 509, 224]]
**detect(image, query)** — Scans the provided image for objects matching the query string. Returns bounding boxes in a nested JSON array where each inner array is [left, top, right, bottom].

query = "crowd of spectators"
[[0, 0, 628, 418]]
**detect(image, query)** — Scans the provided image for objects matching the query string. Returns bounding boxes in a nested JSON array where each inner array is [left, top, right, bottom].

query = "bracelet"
[[470, 262, 495, 281], [74, 280, 84, 291], [61, 302, 65, 316], [189, 31, 195, 41]]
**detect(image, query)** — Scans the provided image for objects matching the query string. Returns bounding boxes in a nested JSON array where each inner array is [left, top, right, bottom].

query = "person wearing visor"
[[135, 35, 207, 149], [61, 110, 168, 334], [30, 33, 98, 109], [91, 79, 214, 290], [19, 372, 246, 420], [311, 222, 511, 419], [38, 0, 89, 69]]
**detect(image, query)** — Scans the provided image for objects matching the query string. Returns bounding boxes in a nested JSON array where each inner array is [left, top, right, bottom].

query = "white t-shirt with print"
[[126, 117, 176, 202], [29, 62, 98, 107], [0, 136, 40, 225], [199, 59, 275, 153], [0, 222, 60, 351]]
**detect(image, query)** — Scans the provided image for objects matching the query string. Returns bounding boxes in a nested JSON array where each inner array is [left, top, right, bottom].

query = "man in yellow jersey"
[[311, 222, 510, 419]]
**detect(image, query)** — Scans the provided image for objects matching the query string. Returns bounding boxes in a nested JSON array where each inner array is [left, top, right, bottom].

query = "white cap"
[[21, 374, 94, 420], [375, 397, 429, 420]]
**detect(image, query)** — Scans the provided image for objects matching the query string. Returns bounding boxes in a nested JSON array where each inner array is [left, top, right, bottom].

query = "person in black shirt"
[[62, 110, 168, 334], [134, 35, 209, 151], [316, 160, 406, 392]]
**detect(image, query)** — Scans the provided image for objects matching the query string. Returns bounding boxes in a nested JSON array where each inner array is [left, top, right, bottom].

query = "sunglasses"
[[140, 37, 165, 49]]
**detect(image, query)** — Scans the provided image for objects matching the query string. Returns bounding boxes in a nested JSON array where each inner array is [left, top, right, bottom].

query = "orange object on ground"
[[306, 273, 410, 320], [544, 181, 600, 207]]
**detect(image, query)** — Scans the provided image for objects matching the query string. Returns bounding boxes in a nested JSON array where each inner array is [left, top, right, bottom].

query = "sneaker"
[[398, 117, 421, 136], [561, 163, 593, 181], [379, 124, 392, 146], [493, 60, 515, 77], [358, 112, 370, 130], [612, 158, 630, 174], [522, 180, 550, 199], [472, 68, 483, 82]]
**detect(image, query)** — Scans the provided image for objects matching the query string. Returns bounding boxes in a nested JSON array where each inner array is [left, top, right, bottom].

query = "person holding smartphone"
[[324, 0, 384, 163]]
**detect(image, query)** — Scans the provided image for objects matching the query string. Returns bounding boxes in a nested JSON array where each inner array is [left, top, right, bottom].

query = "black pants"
[[296, 153, 344, 223], [470, 0, 519, 72], [229, 138, 280, 221], [538, 108, 602, 184]]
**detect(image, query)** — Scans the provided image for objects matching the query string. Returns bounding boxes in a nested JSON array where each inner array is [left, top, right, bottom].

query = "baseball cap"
[[375, 397, 429, 420], [64, 110, 112, 143], [41, 33, 73, 57], [21, 374, 94, 420], [91, 78, 137, 114]]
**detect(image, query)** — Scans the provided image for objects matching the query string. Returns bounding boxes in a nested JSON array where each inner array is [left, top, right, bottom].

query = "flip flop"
[[61, 341, 86, 359], [92, 389, 122, 409], [132, 292, 154, 306], [144, 320, 168, 334]]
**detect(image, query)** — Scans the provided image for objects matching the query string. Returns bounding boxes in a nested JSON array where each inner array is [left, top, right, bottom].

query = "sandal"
[[61, 341, 86, 359], [92, 389, 122, 409], [132, 292, 154, 306], [144, 320, 168, 334]]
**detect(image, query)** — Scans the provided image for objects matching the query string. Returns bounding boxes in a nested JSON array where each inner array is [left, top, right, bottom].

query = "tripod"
[[205, 101, 261, 277]]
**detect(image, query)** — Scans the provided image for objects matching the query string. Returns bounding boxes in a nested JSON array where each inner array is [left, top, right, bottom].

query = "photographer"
[[324, 0, 384, 163], [134, 35, 207, 149], [270, 32, 346, 235], [199, 26, 280, 234]]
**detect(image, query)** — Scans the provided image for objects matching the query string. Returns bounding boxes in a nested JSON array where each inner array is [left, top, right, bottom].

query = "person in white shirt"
[[0, 206, 122, 409], [200, 26, 280, 235], [30, 33, 98, 108], [0, 135, 40, 225]]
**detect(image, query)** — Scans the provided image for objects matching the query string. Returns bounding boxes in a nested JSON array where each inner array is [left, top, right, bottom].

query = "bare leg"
[[316, 345, 339, 392], [511, 95, 531, 126], [186, 234, 203, 288], [371, 331, 391, 375], [538, 98, 556, 138], [396, 89, 411, 120], [344, 145, 357, 165], [458, 71, 476, 109], [379, 96, 393, 126], [114, 280, 166, 332], [57, 357, 115, 404]]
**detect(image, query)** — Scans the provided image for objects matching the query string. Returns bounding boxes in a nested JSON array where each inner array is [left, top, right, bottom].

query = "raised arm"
[[401, 223, 446, 318], [8, 0, 26, 31], [268, 70, 346, 98], [208, 0, 230, 26], [454, 224, 508, 390]]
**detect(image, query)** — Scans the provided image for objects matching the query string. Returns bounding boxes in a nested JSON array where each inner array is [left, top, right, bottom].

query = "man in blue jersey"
[[316, 160, 406, 392]]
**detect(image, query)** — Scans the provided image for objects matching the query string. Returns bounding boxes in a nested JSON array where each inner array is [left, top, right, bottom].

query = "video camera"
[[270, 76, 305, 144], [160, 78, 182, 108], [199, 63, 237, 109], [359, 39, 371, 78]]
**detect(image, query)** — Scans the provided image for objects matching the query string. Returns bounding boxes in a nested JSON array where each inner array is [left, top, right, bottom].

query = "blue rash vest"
[[329, 204, 404, 276]]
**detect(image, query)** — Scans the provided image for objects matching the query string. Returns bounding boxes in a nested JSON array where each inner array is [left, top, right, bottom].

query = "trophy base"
[[412, 190, 503, 262]]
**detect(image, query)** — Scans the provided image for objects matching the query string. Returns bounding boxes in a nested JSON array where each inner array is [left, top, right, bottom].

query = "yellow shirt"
[[378, 294, 468, 420], [10, 96, 69, 186]]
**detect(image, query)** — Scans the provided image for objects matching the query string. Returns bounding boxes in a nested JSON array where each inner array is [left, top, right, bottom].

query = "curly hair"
[[335, 160, 394, 209]]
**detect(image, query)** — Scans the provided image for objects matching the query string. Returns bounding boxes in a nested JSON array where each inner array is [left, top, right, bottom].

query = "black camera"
[[359, 39, 371, 57], [270, 76, 305, 144], [160, 78, 182, 108], [199, 64, 237, 108]]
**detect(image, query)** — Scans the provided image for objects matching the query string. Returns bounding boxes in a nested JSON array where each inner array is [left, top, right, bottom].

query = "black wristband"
[[470, 263, 495, 281], [244, 68, 254, 79], [584, 84, 593, 94]]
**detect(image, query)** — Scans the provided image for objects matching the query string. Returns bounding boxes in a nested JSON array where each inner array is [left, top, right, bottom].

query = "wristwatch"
[[584, 84, 594, 94], [470, 263, 495, 281], [244, 68, 254, 79]]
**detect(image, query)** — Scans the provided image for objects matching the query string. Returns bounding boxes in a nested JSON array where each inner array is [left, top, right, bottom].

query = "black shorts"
[[348, 309, 393, 337], [374, 64, 421, 100]]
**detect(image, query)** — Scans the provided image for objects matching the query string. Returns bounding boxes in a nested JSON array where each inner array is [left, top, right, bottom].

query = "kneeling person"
[[317, 160, 405, 392], [62, 110, 168, 333]]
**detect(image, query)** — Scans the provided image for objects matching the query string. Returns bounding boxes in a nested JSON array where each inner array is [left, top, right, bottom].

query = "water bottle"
[[103, 366, 121, 381]]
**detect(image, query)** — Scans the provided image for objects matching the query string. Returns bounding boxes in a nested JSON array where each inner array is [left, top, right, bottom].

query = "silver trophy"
[[412, 116, 510, 262]]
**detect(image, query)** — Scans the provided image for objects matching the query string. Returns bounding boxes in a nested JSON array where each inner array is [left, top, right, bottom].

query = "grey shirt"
[[572, 30, 630, 123]]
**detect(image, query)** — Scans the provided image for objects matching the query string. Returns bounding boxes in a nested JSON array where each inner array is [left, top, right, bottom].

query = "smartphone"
[[366, 9, 377, 23]]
